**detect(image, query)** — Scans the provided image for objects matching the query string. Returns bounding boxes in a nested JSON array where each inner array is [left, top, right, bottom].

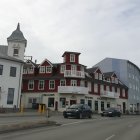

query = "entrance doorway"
[[70, 100, 76, 105], [123, 102, 126, 114]]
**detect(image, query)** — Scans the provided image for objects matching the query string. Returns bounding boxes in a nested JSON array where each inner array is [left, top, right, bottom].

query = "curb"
[[0, 120, 59, 134]]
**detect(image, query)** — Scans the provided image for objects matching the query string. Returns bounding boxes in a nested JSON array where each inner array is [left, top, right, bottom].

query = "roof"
[[103, 72, 115, 78], [0, 54, 24, 63], [62, 51, 81, 57], [87, 67, 99, 73], [0, 45, 8, 55], [7, 23, 27, 45]]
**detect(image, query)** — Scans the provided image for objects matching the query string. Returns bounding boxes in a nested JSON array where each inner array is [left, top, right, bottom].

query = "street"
[[0, 115, 140, 140]]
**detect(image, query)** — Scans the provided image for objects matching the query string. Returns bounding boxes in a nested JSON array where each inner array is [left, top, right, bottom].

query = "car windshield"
[[69, 104, 82, 109]]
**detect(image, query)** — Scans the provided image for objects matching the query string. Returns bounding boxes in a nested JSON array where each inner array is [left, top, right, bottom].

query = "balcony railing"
[[100, 91, 120, 99], [64, 70, 85, 78], [58, 86, 88, 94]]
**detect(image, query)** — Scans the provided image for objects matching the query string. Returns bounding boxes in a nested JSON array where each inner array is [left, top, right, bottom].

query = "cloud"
[[0, 0, 140, 67]]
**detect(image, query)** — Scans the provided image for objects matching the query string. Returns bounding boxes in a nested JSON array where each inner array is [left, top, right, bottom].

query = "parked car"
[[101, 108, 121, 117], [63, 104, 93, 119]]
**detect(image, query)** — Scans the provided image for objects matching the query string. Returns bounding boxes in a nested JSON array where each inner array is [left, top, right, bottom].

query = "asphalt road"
[[0, 116, 140, 140]]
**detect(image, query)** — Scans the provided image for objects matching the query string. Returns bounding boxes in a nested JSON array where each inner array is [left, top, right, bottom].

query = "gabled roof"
[[62, 51, 81, 57], [38, 58, 53, 67], [103, 72, 116, 78], [87, 67, 103, 74], [7, 23, 27, 45], [24, 60, 38, 68]]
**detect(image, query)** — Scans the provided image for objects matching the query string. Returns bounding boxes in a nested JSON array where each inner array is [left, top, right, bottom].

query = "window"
[[80, 99, 85, 104], [13, 48, 19, 56], [99, 73, 102, 80], [122, 89, 125, 97], [88, 100, 92, 108], [49, 80, 55, 89], [100, 85, 104, 93], [71, 80, 77, 86], [23, 68, 27, 74], [71, 65, 76, 71], [70, 54, 75, 62], [106, 86, 109, 91], [88, 82, 91, 92], [48, 97, 54, 107], [38, 80, 44, 90], [0, 65, 3, 75], [63, 56, 66, 63], [28, 67, 34, 74], [80, 80, 85, 87], [95, 101, 98, 111], [60, 65, 66, 73], [117, 88, 120, 96], [95, 73, 98, 79], [28, 80, 34, 90], [107, 102, 110, 108], [10, 67, 16, 77], [60, 80, 66, 86], [112, 86, 115, 92], [60, 98, 66, 108], [94, 84, 98, 93], [101, 101, 104, 111], [7, 88, 14, 104], [39, 66, 45, 73], [46, 66, 52, 73], [28, 98, 37, 103]]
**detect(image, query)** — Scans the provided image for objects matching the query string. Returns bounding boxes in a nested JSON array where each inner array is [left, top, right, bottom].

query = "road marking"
[[105, 134, 115, 140], [61, 121, 85, 126]]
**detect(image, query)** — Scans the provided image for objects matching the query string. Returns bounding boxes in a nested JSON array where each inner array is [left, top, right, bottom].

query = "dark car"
[[63, 104, 93, 119], [101, 108, 121, 117]]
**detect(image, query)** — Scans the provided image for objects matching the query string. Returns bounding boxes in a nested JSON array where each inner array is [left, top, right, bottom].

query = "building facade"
[[94, 58, 140, 112], [0, 24, 27, 109], [22, 52, 128, 113]]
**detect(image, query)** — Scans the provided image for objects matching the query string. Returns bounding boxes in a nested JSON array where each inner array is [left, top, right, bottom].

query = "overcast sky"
[[0, 0, 140, 68]]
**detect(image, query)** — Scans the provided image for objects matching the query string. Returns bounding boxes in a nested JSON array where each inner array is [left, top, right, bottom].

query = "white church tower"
[[7, 23, 27, 61]]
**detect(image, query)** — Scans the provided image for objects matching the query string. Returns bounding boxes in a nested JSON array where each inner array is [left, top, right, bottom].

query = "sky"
[[0, 0, 140, 68]]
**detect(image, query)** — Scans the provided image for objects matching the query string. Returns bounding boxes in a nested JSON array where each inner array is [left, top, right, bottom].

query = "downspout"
[[17, 63, 23, 108]]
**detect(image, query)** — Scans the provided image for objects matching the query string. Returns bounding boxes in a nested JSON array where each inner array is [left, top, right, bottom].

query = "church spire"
[[17, 23, 20, 31]]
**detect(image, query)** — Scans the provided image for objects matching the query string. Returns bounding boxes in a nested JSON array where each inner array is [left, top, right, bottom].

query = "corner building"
[[22, 52, 128, 113]]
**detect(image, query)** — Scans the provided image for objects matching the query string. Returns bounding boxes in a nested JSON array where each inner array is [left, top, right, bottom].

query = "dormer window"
[[95, 73, 98, 79], [13, 48, 19, 56], [46, 66, 52, 73], [39, 66, 45, 73], [70, 54, 75, 62]]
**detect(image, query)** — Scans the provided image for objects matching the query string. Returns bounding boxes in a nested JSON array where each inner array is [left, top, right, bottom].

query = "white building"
[[0, 23, 27, 109]]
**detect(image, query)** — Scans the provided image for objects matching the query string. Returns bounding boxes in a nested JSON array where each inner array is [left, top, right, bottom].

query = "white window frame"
[[60, 65, 66, 73], [106, 86, 110, 91], [28, 80, 34, 90], [49, 80, 55, 89], [99, 73, 102, 80], [94, 84, 98, 93], [13, 48, 19, 56], [100, 85, 104, 93], [38, 80, 45, 90], [70, 54, 75, 62], [39, 66, 45, 73], [71, 80, 77, 86], [60, 80, 66, 86], [95, 73, 98, 79], [28, 67, 34, 74], [46, 66, 52, 73], [122, 89, 125, 97], [88, 82, 91, 92]]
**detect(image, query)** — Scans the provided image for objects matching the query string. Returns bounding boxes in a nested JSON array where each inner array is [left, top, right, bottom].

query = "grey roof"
[[87, 67, 99, 73], [7, 23, 27, 44], [0, 45, 8, 55], [0, 54, 24, 64]]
